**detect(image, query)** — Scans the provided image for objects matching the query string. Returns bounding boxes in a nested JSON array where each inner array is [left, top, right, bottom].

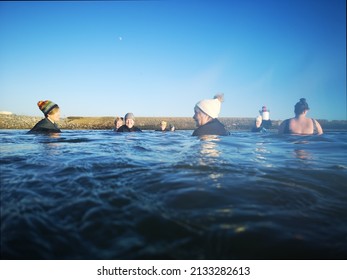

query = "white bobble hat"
[[196, 93, 224, 119]]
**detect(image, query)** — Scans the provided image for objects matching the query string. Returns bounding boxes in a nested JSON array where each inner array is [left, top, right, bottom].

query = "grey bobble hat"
[[124, 112, 135, 120]]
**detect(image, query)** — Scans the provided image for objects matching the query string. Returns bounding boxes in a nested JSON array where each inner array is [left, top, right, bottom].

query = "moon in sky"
[[119, 36, 122, 41]]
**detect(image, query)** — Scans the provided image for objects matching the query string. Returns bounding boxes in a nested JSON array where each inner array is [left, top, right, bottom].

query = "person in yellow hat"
[[155, 120, 175, 132], [29, 100, 61, 133], [251, 115, 266, 132]]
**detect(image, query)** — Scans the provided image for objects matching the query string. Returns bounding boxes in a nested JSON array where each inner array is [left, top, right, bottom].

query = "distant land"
[[0, 114, 346, 131]]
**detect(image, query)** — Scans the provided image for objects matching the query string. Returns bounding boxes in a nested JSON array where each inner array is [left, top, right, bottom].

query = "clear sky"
[[0, 0, 346, 120]]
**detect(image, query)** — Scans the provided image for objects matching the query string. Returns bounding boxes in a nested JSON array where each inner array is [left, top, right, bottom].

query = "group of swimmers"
[[250, 99, 323, 135], [251, 106, 272, 133], [28, 95, 323, 136], [113, 116, 175, 132]]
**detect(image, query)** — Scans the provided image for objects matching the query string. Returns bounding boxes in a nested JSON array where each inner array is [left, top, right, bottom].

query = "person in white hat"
[[259, 105, 272, 129], [192, 93, 229, 136], [117, 113, 142, 132]]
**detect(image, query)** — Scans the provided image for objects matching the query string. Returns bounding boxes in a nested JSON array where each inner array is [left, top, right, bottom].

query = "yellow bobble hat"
[[196, 93, 224, 119], [37, 100, 58, 115], [256, 115, 263, 123]]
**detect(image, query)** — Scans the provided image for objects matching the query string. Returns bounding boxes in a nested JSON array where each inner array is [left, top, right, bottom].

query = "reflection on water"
[[1, 130, 347, 260], [253, 141, 273, 167], [199, 136, 221, 158], [294, 149, 312, 160], [197, 136, 223, 188]]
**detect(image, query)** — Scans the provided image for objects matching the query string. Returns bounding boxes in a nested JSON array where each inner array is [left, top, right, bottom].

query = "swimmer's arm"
[[315, 119, 323, 135]]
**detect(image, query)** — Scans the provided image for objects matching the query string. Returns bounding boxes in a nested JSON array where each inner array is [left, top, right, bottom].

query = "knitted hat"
[[37, 100, 58, 115], [124, 112, 135, 120], [196, 93, 224, 119]]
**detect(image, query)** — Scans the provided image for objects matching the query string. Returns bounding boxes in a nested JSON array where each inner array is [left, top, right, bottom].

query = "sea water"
[[1, 129, 347, 259]]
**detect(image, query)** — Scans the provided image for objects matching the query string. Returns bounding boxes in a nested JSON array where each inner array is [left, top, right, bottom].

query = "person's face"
[[125, 118, 134, 128], [193, 107, 208, 127], [116, 119, 123, 129], [49, 108, 60, 122]]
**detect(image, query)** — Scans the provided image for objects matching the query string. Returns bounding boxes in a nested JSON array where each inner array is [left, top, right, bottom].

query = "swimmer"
[[251, 115, 266, 132], [117, 113, 142, 132], [259, 105, 272, 129], [28, 100, 61, 134], [155, 121, 175, 132], [192, 93, 229, 136], [114, 116, 124, 131], [278, 98, 323, 135]]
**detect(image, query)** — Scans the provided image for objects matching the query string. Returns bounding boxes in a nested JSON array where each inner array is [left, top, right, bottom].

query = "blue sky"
[[0, 0, 346, 120]]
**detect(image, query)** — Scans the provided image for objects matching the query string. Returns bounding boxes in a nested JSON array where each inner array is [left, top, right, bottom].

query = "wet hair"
[[294, 98, 309, 115]]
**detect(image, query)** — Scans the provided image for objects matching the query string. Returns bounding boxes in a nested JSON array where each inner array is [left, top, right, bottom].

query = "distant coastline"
[[0, 114, 346, 131]]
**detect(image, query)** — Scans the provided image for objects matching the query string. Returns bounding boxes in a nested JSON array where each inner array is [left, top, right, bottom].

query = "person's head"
[[294, 98, 309, 116], [193, 93, 224, 127], [124, 113, 135, 128], [160, 121, 167, 131], [38, 100, 60, 122], [114, 117, 124, 129]]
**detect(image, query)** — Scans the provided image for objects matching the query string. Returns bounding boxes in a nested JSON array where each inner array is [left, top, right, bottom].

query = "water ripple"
[[1, 130, 347, 259]]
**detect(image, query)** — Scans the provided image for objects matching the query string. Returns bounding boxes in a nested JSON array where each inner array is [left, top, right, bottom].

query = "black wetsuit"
[[192, 118, 229, 136], [251, 126, 266, 133], [261, 119, 272, 129], [28, 118, 61, 134], [117, 125, 142, 132], [283, 118, 318, 134]]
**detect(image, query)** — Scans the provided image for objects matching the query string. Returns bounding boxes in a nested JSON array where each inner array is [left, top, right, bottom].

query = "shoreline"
[[1, 114, 346, 131]]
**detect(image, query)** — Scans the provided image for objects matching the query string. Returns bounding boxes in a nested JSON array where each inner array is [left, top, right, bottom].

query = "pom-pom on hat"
[[37, 100, 58, 116], [124, 112, 135, 120], [195, 93, 224, 119]]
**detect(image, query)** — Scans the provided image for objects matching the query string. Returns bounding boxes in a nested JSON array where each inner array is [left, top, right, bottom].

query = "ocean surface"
[[1, 129, 347, 260]]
